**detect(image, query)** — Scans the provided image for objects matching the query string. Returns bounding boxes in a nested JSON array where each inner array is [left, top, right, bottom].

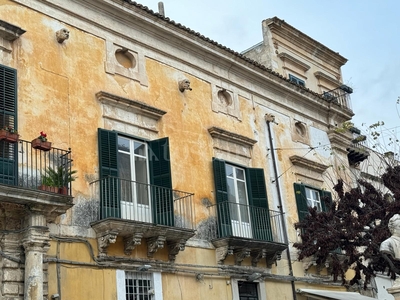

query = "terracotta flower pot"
[[0, 129, 19, 143], [38, 185, 58, 193], [31, 138, 52, 151]]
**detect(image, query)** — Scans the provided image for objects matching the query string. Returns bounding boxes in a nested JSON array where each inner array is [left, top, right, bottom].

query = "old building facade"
[[0, 0, 369, 299]]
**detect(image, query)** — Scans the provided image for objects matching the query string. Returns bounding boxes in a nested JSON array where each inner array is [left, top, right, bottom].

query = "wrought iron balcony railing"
[[0, 139, 73, 195], [207, 201, 285, 243], [322, 84, 353, 111], [90, 176, 195, 230]]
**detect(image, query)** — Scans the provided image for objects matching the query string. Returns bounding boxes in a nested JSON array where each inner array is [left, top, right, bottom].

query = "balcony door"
[[118, 137, 151, 222], [226, 164, 252, 239]]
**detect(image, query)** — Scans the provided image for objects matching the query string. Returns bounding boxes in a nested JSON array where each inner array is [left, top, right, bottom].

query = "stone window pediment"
[[208, 126, 257, 163], [96, 91, 166, 138]]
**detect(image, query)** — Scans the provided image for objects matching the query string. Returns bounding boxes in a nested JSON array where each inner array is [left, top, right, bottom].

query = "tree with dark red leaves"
[[294, 166, 400, 289]]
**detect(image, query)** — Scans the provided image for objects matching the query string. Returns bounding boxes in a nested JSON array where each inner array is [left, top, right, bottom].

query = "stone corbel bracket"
[[216, 246, 234, 265], [97, 231, 118, 257], [251, 249, 267, 267], [266, 251, 282, 268], [234, 248, 251, 266], [168, 239, 187, 262], [147, 236, 166, 257], [124, 232, 143, 255]]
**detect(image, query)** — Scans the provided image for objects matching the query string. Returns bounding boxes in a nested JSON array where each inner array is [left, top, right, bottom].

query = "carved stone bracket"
[[147, 236, 166, 257], [168, 239, 187, 262], [216, 246, 234, 265], [97, 232, 118, 257], [266, 251, 282, 268], [234, 248, 251, 266], [124, 232, 143, 255], [251, 249, 267, 267]]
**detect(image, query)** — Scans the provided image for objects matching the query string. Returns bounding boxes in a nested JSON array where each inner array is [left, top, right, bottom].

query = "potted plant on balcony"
[[38, 166, 77, 194], [0, 126, 19, 143], [32, 131, 52, 151]]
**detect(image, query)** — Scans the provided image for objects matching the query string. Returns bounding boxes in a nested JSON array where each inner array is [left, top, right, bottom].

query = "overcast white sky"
[[139, 0, 400, 145]]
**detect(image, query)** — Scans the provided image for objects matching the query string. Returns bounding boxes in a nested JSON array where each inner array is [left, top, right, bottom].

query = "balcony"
[[90, 177, 195, 261], [0, 139, 74, 222], [208, 202, 287, 267], [347, 135, 369, 166], [322, 84, 353, 111]]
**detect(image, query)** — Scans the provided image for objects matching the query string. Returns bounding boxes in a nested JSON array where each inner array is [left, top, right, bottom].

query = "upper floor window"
[[289, 74, 305, 87], [98, 129, 173, 225], [305, 187, 322, 211], [212, 158, 273, 241], [0, 64, 17, 185], [294, 183, 332, 221]]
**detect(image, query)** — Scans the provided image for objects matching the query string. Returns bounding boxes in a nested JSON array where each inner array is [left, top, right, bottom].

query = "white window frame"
[[305, 187, 322, 211], [116, 270, 162, 300], [118, 136, 152, 222], [231, 278, 266, 300]]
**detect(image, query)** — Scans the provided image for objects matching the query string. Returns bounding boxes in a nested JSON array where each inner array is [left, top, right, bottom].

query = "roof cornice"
[[266, 17, 347, 69]]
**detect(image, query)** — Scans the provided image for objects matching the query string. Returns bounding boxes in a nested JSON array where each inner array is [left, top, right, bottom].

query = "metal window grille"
[[238, 281, 259, 300], [125, 272, 152, 300]]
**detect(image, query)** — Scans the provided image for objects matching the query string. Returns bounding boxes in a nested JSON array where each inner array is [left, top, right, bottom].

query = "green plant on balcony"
[[39, 166, 77, 194]]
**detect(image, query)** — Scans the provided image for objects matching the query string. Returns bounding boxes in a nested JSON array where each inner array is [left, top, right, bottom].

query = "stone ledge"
[[91, 218, 195, 262], [96, 91, 167, 120], [0, 20, 25, 41], [0, 185, 73, 222]]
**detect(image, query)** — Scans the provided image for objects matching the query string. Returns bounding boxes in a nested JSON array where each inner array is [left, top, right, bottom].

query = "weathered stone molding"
[[211, 84, 242, 121], [96, 91, 166, 120], [266, 251, 282, 268], [0, 20, 26, 41], [278, 52, 310, 78], [251, 249, 267, 267], [216, 246, 233, 265], [97, 232, 118, 257], [208, 126, 257, 160], [234, 248, 251, 266], [147, 236, 166, 257], [91, 219, 195, 261], [212, 237, 287, 267], [105, 40, 148, 86], [289, 155, 329, 174], [124, 232, 143, 255], [168, 239, 186, 262], [314, 71, 341, 90]]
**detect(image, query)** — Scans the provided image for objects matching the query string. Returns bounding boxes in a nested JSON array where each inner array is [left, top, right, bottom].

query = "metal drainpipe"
[[265, 114, 297, 300]]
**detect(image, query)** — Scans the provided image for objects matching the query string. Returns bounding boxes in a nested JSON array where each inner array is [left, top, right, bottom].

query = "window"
[[116, 270, 162, 300], [294, 183, 332, 221], [98, 129, 173, 225], [231, 279, 266, 300], [289, 74, 305, 87], [0, 64, 17, 185], [238, 281, 259, 300], [212, 158, 272, 241]]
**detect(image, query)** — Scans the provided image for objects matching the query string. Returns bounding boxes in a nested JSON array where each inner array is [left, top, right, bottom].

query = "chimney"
[[158, 2, 165, 17]]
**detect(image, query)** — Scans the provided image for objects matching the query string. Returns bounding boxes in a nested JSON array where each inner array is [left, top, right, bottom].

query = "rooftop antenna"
[[158, 2, 165, 17]]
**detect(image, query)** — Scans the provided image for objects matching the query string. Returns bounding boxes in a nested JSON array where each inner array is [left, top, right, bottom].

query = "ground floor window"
[[232, 278, 266, 300], [117, 270, 162, 300], [238, 281, 259, 300]]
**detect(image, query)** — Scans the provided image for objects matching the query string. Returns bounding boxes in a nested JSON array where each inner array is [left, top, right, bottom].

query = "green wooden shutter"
[[0, 65, 17, 186], [148, 137, 173, 226], [246, 168, 272, 241], [212, 158, 232, 237], [294, 183, 308, 221], [320, 190, 332, 212], [98, 128, 120, 218]]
